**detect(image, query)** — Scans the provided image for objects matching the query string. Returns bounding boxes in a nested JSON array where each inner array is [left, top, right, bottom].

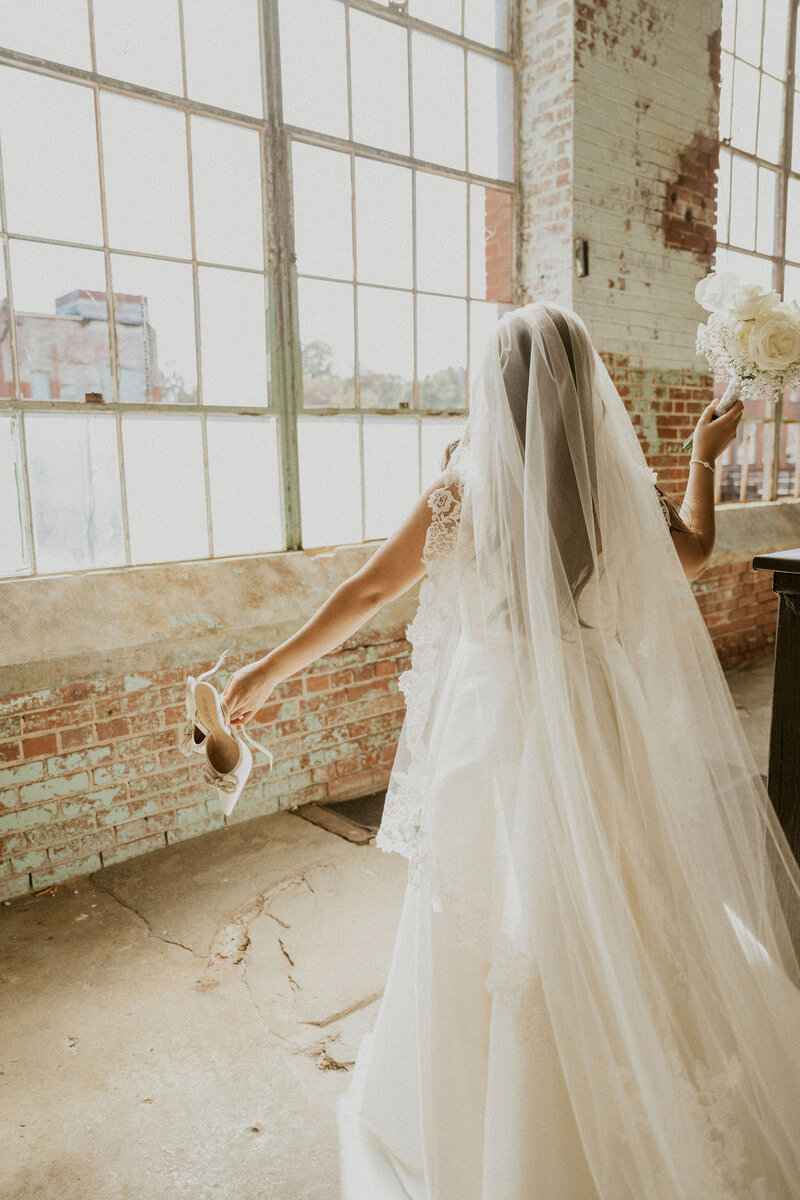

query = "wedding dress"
[[337, 302, 800, 1200]]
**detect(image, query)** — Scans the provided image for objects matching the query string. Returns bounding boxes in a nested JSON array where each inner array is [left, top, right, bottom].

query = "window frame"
[[0, 0, 519, 577], [714, 0, 800, 503]]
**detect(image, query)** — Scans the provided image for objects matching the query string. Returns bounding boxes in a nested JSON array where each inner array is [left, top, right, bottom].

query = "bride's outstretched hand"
[[222, 658, 276, 727]]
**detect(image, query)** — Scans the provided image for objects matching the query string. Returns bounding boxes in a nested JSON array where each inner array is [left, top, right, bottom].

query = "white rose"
[[748, 311, 800, 371], [695, 272, 777, 321], [773, 299, 800, 327], [726, 321, 752, 363]]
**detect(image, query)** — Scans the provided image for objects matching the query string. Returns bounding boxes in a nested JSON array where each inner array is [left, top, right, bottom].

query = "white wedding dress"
[[337, 304, 800, 1200]]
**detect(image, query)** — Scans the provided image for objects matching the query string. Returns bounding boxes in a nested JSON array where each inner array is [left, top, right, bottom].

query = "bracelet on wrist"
[[690, 457, 714, 473]]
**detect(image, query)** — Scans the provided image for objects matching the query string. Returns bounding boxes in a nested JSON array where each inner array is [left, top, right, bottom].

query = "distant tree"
[[302, 340, 334, 379], [358, 370, 413, 410], [417, 366, 466, 410], [160, 367, 198, 405]]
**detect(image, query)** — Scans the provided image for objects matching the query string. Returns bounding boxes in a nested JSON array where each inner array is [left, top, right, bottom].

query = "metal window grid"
[[715, 0, 800, 502], [0, 0, 519, 577]]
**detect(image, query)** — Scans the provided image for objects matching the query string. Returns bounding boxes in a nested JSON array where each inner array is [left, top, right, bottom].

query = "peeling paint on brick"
[[661, 131, 718, 265], [575, 0, 671, 69]]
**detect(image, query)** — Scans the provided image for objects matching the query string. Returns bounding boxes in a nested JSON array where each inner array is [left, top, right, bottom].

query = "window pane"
[[777, 414, 799, 497], [350, 10, 410, 156], [198, 267, 268, 407], [357, 286, 414, 409], [0, 0, 91, 68], [714, 247, 774, 287], [292, 143, 353, 280], [470, 299, 510, 390], [757, 74, 784, 162], [10, 241, 111, 402], [0, 69, 102, 244], [729, 155, 757, 250], [721, 0, 736, 52], [716, 148, 732, 246], [298, 416, 361, 546], [794, 93, 800, 172], [0, 256, 13, 398], [416, 294, 467, 409], [412, 32, 466, 170], [730, 59, 760, 153], [355, 158, 413, 288], [26, 413, 124, 572], [719, 51, 734, 143], [110, 255, 197, 404], [206, 416, 283, 554], [279, 0, 348, 137], [421, 417, 466, 485], [191, 117, 264, 269], [100, 92, 191, 257], [92, 0, 183, 94], [785, 265, 800, 304], [464, 0, 510, 50], [0, 416, 28, 574], [470, 185, 513, 301], [755, 167, 777, 255], [183, 0, 263, 116], [762, 0, 789, 77], [735, 0, 764, 66], [363, 417, 419, 539], [409, 0, 461, 33], [416, 172, 467, 295], [786, 178, 800, 262], [467, 52, 514, 180], [122, 415, 208, 562], [298, 278, 355, 408]]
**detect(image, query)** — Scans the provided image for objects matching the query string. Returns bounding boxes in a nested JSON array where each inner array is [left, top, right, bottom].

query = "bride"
[[223, 303, 800, 1199]]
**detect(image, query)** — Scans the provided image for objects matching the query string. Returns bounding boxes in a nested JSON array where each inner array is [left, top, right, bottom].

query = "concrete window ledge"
[[2, 499, 798, 695], [707, 498, 800, 569], [0, 541, 414, 696]]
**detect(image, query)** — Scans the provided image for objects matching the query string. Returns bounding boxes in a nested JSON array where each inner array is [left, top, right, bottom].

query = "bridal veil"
[[366, 301, 800, 1198]]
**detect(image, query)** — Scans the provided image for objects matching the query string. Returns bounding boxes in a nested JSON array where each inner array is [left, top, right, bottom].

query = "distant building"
[[0, 289, 160, 403]]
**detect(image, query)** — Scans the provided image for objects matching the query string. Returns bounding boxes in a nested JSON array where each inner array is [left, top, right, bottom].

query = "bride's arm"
[[222, 474, 448, 724], [668, 397, 744, 582]]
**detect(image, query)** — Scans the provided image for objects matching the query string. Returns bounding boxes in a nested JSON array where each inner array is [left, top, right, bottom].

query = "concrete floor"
[[0, 655, 775, 1200]]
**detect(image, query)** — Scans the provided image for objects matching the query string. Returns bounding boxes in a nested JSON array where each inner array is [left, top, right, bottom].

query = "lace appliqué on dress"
[[375, 450, 465, 889]]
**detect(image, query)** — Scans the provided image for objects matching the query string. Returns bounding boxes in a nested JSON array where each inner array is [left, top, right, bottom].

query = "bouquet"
[[683, 272, 800, 453]]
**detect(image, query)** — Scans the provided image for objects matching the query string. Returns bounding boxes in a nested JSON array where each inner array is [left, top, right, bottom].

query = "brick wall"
[[0, 632, 410, 902]]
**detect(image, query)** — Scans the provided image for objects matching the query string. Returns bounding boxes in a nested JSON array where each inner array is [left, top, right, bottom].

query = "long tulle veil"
[[377, 301, 800, 1197]]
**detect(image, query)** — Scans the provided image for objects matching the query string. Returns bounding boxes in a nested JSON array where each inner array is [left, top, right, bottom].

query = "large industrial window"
[[0, 0, 516, 577], [715, 0, 799, 501]]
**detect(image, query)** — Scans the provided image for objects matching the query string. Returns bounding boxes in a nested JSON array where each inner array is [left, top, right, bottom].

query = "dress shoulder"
[[423, 443, 466, 567]]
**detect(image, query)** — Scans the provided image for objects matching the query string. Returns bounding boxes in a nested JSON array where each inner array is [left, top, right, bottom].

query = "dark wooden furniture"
[[752, 548, 800, 871]]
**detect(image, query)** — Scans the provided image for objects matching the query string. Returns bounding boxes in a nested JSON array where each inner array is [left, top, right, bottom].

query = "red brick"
[[22, 734, 58, 760], [96, 717, 129, 741], [59, 725, 96, 750], [0, 741, 21, 765]]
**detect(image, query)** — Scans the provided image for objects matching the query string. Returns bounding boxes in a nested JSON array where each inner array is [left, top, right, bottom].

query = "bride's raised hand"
[[222, 658, 276, 727], [692, 396, 744, 462]]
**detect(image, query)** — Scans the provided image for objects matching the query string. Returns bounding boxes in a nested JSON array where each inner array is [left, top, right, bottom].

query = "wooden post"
[[752, 548, 800, 873]]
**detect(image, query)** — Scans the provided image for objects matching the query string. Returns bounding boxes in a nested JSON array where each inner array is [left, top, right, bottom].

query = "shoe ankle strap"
[[196, 647, 231, 686], [236, 725, 274, 769]]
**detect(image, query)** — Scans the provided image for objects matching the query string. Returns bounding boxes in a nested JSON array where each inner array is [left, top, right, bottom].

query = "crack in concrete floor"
[[88, 855, 390, 1076], [90, 873, 205, 961]]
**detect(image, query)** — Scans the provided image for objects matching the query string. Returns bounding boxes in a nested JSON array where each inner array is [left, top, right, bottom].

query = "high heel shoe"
[[193, 676, 274, 817], [178, 648, 230, 759]]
